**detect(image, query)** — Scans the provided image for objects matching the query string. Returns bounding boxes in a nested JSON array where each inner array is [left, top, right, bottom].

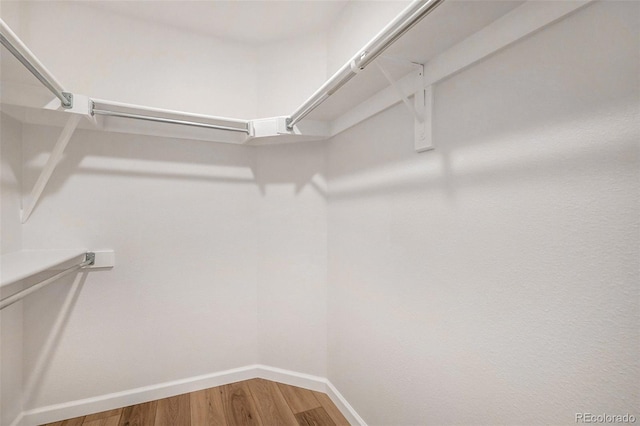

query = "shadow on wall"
[[21, 127, 328, 216], [254, 142, 327, 197], [18, 271, 88, 408], [328, 0, 639, 202], [328, 101, 639, 203], [328, 2, 640, 200]]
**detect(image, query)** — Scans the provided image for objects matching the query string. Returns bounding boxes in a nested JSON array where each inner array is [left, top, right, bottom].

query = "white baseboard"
[[8, 412, 24, 426], [325, 380, 368, 426], [254, 365, 366, 425], [255, 364, 328, 392], [19, 364, 367, 426]]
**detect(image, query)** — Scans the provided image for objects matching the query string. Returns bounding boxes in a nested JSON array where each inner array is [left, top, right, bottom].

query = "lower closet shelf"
[[0, 249, 88, 288], [0, 249, 115, 288]]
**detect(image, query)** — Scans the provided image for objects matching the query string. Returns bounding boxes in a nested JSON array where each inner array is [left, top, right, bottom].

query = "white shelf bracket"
[[21, 114, 81, 223], [375, 61, 433, 152], [416, 82, 434, 153]]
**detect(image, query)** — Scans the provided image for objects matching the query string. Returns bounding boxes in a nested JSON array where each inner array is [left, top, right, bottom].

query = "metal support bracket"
[[61, 92, 74, 109], [85, 252, 96, 266], [375, 60, 433, 153], [415, 83, 433, 153], [21, 114, 81, 223]]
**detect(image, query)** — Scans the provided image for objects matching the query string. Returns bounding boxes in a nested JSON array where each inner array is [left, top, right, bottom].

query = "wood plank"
[[83, 415, 121, 426], [311, 392, 350, 425], [221, 381, 262, 426], [154, 394, 190, 426], [119, 401, 157, 426], [295, 407, 336, 426], [83, 408, 122, 426], [190, 387, 227, 426], [43, 380, 348, 426], [84, 418, 121, 426], [44, 417, 85, 426], [84, 409, 122, 422], [246, 379, 297, 425], [276, 383, 321, 414]]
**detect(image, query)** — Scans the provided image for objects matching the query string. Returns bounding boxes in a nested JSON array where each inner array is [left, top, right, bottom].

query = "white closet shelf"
[[1, 0, 593, 145], [0, 249, 115, 288], [1, 249, 87, 288], [1, 0, 594, 221], [90, 99, 252, 145]]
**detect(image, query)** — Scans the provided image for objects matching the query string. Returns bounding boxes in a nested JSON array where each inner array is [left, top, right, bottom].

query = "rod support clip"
[[85, 252, 95, 266], [350, 51, 369, 74], [61, 91, 73, 109]]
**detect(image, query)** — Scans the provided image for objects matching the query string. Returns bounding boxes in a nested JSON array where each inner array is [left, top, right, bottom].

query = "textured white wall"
[[257, 33, 328, 118], [0, 0, 22, 39], [13, 1, 259, 119], [20, 127, 261, 409], [0, 113, 24, 426], [2, 1, 638, 424], [0, 0, 334, 416], [18, 126, 330, 412], [327, 0, 410, 76], [326, 2, 639, 424], [0, 114, 21, 255], [255, 143, 327, 376]]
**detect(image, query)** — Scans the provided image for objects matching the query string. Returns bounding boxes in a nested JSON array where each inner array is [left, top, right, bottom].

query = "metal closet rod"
[[0, 19, 73, 108], [91, 108, 251, 134], [0, 253, 95, 311], [286, 0, 444, 130]]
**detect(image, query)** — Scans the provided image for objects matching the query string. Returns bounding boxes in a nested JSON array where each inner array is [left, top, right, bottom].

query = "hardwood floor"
[[42, 379, 350, 426]]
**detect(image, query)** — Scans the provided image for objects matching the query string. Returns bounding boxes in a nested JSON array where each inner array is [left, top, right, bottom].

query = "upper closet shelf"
[[302, 0, 527, 123], [0, 0, 593, 147], [89, 99, 251, 145], [295, 0, 593, 142]]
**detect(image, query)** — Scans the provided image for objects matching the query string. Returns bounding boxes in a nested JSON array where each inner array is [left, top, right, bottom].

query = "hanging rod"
[[286, 0, 444, 130], [0, 19, 73, 108], [91, 108, 251, 134], [0, 253, 94, 310]]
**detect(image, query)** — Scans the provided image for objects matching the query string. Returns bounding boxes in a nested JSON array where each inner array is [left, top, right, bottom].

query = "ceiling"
[[85, 1, 352, 45]]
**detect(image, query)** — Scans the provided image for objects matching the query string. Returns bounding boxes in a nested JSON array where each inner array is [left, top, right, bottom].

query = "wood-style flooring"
[[42, 379, 350, 426]]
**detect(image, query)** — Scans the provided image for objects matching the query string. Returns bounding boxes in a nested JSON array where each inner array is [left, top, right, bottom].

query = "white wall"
[[257, 33, 328, 118], [14, 1, 258, 119], [255, 142, 327, 376], [0, 0, 335, 418], [0, 113, 24, 426], [20, 127, 260, 409], [0, 114, 21, 255], [16, 127, 330, 411], [2, 1, 638, 424], [327, 0, 411, 76], [0, 0, 22, 39], [326, 2, 639, 424], [10, 0, 405, 120], [5, 0, 409, 119]]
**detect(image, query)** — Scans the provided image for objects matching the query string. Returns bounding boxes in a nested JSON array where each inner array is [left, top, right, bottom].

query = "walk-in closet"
[[1, 1, 638, 425]]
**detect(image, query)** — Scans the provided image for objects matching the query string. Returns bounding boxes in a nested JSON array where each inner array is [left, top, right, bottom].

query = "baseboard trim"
[[255, 364, 328, 392], [20, 365, 366, 426], [254, 365, 367, 425], [21, 365, 257, 426], [325, 380, 368, 426], [8, 412, 24, 426]]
